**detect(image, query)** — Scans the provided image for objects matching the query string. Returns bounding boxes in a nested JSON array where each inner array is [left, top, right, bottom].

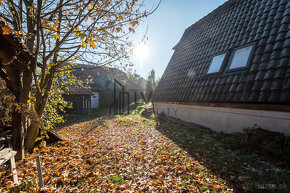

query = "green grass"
[[108, 176, 124, 185], [58, 108, 110, 128]]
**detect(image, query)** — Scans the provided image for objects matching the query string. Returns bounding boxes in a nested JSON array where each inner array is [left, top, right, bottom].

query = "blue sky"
[[131, 0, 228, 79]]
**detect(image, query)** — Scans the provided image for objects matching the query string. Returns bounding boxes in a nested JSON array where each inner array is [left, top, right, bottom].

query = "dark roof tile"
[[270, 50, 281, 59], [274, 11, 283, 20], [266, 59, 278, 69], [282, 78, 290, 89], [286, 30, 290, 38], [279, 24, 289, 33], [276, 32, 286, 41], [284, 8, 290, 17], [258, 91, 270, 102], [154, 0, 290, 104], [281, 15, 290, 24], [268, 91, 281, 102], [280, 91, 290, 103], [249, 91, 259, 102], [274, 68, 286, 78], [286, 68, 290, 77], [273, 40, 283, 50], [272, 18, 282, 27], [261, 80, 272, 90], [277, 57, 289, 68], [281, 47, 290, 57], [283, 38, 290, 47], [263, 69, 274, 79], [271, 79, 284, 90]]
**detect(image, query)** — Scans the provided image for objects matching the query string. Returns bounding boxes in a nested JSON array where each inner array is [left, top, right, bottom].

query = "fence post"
[[35, 155, 44, 188]]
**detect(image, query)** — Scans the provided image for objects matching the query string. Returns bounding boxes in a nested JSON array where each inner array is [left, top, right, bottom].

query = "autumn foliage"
[[0, 0, 157, 159], [0, 115, 232, 192]]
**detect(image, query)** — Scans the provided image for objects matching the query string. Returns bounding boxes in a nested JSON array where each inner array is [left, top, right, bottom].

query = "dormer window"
[[207, 53, 226, 74], [228, 44, 254, 70]]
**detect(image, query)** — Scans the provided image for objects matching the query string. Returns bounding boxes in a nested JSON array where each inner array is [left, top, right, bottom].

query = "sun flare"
[[135, 43, 149, 61]]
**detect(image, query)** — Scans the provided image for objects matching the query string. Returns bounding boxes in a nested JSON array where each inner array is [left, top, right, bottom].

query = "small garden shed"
[[153, 0, 290, 135]]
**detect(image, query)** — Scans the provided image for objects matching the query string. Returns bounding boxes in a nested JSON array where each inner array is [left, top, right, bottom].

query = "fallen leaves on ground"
[[156, 117, 290, 193], [0, 115, 233, 192]]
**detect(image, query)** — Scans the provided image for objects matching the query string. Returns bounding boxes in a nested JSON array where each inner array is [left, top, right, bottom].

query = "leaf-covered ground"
[[155, 118, 290, 193], [1, 114, 232, 192], [0, 110, 289, 192]]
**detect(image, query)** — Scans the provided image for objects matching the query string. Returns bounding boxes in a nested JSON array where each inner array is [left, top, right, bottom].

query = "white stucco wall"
[[91, 92, 100, 109], [154, 102, 290, 136]]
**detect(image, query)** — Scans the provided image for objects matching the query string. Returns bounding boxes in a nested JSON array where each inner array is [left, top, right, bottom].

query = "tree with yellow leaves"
[[0, 0, 159, 159]]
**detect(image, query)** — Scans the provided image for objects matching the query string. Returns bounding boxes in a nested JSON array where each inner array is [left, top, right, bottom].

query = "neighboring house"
[[72, 64, 145, 108], [153, 0, 290, 135], [62, 85, 94, 112], [73, 68, 104, 109]]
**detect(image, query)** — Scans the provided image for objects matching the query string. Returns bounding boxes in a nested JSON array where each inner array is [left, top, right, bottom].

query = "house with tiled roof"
[[62, 84, 95, 112], [68, 64, 145, 110], [153, 0, 290, 135]]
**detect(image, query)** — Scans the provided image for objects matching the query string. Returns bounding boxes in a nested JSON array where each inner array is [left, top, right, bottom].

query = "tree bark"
[[11, 69, 24, 160], [24, 121, 39, 150], [25, 71, 54, 150], [12, 110, 24, 160]]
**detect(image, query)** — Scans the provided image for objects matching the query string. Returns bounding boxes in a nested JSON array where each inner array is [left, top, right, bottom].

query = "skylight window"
[[229, 45, 254, 70], [207, 53, 226, 74]]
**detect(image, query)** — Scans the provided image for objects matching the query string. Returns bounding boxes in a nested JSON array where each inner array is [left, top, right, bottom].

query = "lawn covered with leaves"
[[0, 107, 289, 192]]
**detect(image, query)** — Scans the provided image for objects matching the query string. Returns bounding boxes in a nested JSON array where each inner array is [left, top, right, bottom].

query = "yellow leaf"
[[88, 40, 96, 48], [80, 41, 86, 48], [102, 35, 107, 40], [88, 4, 93, 9], [61, 56, 65, 60], [119, 15, 123, 21], [52, 34, 60, 40]]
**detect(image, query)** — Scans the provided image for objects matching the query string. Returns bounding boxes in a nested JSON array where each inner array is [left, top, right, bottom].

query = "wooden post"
[[127, 92, 129, 114], [88, 95, 90, 113], [36, 155, 44, 188], [122, 86, 125, 114], [10, 156, 19, 184]]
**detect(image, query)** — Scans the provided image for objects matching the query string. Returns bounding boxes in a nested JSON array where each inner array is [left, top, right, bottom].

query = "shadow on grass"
[[154, 117, 290, 193], [57, 103, 146, 129], [56, 108, 110, 129]]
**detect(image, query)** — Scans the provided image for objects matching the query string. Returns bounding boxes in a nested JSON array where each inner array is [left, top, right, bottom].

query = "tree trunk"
[[22, 69, 36, 150], [25, 70, 54, 150], [11, 69, 25, 160], [24, 121, 39, 150], [12, 111, 24, 160]]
